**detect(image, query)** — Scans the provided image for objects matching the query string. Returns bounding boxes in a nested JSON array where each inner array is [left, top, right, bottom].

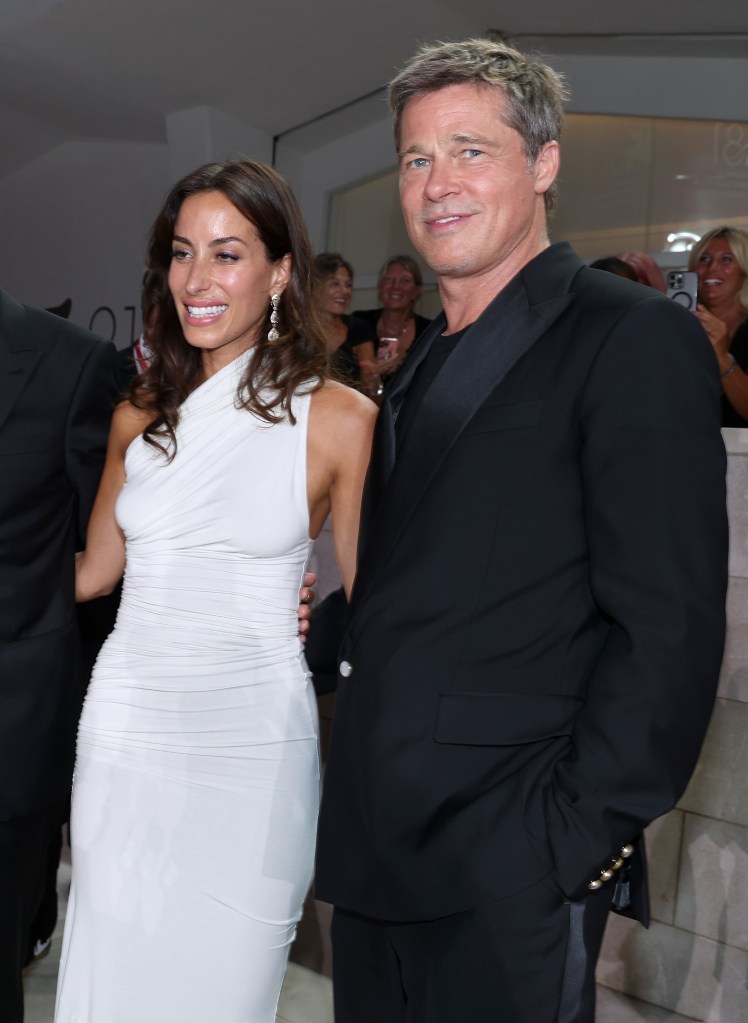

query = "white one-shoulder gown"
[[55, 352, 320, 1022]]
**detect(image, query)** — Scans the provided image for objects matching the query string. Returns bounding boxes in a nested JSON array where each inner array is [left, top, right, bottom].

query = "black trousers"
[[0, 801, 66, 1023], [331, 875, 612, 1023]]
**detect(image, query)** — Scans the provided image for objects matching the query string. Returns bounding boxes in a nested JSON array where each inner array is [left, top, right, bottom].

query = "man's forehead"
[[399, 83, 512, 146], [404, 81, 506, 112]]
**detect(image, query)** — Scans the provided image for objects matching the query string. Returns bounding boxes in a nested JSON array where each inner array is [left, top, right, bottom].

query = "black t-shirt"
[[329, 314, 375, 387], [395, 326, 469, 446], [723, 319, 748, 428]]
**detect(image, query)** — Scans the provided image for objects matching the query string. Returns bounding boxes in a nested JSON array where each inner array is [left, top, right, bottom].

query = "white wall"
[[0, 139, 170, 346], [275, 116, 395, 252]]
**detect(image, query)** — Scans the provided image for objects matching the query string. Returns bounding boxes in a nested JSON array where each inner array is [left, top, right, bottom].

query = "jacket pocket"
[[434, 691, 582, 746]]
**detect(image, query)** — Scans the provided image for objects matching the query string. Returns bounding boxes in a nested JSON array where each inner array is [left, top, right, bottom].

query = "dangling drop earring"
[[267, 293, 281, 342]]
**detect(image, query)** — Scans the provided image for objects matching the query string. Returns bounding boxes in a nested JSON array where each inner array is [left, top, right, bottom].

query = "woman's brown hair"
[[133, 160, 327, 458]]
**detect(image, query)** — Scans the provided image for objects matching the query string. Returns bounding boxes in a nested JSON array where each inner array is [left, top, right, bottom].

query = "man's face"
[[398, 84, 558, 284]]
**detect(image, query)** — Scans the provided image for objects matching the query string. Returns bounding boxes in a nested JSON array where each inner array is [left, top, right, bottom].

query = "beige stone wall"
[[598, 428, 748, 1022]]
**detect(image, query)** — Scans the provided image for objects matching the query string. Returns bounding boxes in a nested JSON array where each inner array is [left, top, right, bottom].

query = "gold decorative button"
[[587, 841, 635, 891]]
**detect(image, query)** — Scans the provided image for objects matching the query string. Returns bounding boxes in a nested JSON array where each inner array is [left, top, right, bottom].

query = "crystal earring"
[[267, 293, 281, 342]]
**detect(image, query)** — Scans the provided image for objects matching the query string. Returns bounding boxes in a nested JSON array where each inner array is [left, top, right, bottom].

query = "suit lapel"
[[0, 292, 44, 434], [351, 244, 583, 614], [362, 313, 447, 524]]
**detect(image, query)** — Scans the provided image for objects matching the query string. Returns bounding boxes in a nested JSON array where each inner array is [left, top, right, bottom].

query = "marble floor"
[[23, 846, 698, 1023]]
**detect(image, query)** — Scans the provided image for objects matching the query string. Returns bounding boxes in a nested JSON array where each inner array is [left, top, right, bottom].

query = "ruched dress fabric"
[[55, 352, 320, 1023]]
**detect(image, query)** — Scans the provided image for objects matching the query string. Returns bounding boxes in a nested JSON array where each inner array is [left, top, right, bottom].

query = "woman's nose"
[[185, 260, 211, 293]]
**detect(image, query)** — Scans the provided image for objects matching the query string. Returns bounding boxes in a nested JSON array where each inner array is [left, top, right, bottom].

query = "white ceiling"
[[2, 0, 747, 180]]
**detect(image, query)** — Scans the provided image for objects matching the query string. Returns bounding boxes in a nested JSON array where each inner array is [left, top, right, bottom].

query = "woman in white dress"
[[55, 161, 377, 1022]]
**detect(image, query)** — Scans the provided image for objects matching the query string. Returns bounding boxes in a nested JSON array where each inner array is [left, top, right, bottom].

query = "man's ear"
[[533, 141, 560, 198]]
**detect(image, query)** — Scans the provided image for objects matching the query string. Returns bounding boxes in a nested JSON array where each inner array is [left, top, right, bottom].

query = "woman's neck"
[[378, 309, 412, 334], [320, 309, 343, 330], [320, 310, 348, 349]]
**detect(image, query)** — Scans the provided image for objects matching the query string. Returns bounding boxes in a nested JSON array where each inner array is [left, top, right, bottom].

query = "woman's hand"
[[693, 303, 731, 365], [357, 359, 384, 399]]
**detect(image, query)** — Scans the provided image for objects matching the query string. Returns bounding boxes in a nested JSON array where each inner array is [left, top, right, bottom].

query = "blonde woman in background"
[[689, 225, 748, 426]]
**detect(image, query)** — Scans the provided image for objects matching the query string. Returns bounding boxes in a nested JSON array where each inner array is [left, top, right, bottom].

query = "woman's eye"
[[216, 252, 239, 263], [171, 249, 190, 261]]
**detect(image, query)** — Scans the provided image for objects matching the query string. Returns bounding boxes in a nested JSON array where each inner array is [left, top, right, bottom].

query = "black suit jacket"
[[315, 243, 728, 923], [0, 289, 117, 821]]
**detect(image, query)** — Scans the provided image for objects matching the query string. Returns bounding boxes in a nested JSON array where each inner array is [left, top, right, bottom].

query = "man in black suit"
[[0, 288, 117, 1022], [315, 39, 728, 1022]]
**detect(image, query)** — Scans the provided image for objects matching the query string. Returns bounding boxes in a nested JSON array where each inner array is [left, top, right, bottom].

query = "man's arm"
[[547, 296, 728, 899]]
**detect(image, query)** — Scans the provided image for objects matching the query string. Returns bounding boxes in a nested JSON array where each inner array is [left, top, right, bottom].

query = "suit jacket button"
[[339, 660, 353, 678]]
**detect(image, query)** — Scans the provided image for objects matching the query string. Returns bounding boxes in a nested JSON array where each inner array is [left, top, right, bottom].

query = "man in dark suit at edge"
[[315, 38, 728, 1023], [0, 288, 117, 1022]]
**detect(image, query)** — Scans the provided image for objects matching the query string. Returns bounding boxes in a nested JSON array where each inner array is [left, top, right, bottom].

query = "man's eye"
[[464, 149, 483, 158], [407, 158, 429, 169]]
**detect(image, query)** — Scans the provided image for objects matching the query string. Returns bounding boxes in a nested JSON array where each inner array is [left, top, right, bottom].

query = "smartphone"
[[377, 337, 399, 365], [666, 270, 699, 311]]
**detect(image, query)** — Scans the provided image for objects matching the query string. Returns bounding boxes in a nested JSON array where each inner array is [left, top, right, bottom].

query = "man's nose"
[[423, 157, 459, 201]]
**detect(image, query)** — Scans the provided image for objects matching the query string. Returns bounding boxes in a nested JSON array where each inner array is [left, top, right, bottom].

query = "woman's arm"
[[308, 381, 378, 599], [76, 402, 150, 602], [348, 317, 381, 398], [694, 305, 748, 419], [720, 359, 748, 420]]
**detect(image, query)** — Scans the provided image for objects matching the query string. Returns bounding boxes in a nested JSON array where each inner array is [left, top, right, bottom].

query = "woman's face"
[[168, 190, 289, 369], [321, 269, 353, 317], [694, 237, 745, 312], [379, 263, 421, 313]]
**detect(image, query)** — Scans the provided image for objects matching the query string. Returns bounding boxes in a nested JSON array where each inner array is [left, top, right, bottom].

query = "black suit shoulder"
[[0, 289, 108, 359], [24, 305, 106, 353]]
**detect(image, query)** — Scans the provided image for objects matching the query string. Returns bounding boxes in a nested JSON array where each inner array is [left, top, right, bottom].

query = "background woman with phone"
[[689, 226, 748, 427]]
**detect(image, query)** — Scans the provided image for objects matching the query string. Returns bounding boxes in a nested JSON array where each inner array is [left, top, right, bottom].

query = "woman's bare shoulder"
[[110, 399, 154, 453], [310, 378, 378, 425]]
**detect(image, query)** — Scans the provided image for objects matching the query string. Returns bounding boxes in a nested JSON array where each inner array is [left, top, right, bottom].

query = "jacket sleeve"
[[64, 336, 119, 547], [547, 295, 728, 899]]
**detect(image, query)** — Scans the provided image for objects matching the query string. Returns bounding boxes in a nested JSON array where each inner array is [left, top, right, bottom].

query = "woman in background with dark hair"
[[689, 225, 748, 426], [314, 251, 378, 395], [55, 161, 376, 1022]]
